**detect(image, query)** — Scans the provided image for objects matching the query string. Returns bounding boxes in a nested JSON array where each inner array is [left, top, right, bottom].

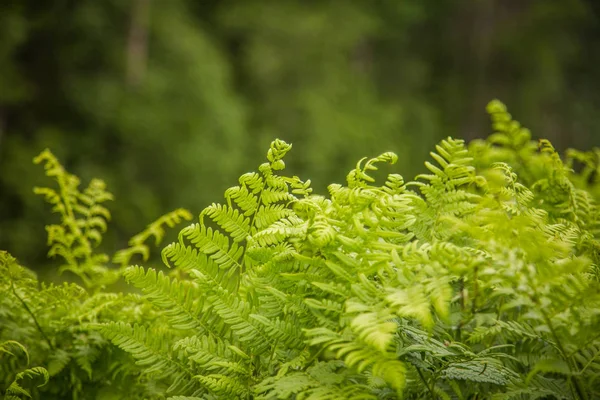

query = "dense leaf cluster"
[[1, 101, 600, 399]]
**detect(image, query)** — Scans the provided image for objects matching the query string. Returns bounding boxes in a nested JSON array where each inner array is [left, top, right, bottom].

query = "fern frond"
[[113, 208, 193, 266], [256, 360, 377, 400], [415, 138, 479, 190], [440, 358, 518, 385], [0, 341, 29, 366], [253, 216, 307, 247], [194, 373, 249, 398], [202, 204, 251, 242], [46, 349, 71, 377], [163, 242, 240, 294], [209, 289, 272, 353], [33, 149, 116, 290], [493, 375, 571, 400], [97, 321, 196, 395], [347, 152, 398, 189], [180, 224, 244, 272], [255, 372, 318, 399], [249, 313, 304, 349], [123, 266, 223, 336], [174, 335, 249, 375], [5, 366, 49, 399]]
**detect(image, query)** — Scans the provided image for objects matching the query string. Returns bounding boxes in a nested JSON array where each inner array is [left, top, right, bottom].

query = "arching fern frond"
[[123, 266, 223, 336], [97, 322, 197, 394], [347, 152, 398, 189], [113, 208, 193, 267], [180, 224, 244, 272], [5, 366, 49, 399]]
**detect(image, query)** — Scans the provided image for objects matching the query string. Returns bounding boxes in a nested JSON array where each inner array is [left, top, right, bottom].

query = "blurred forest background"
[[1, 0, 599, 268]]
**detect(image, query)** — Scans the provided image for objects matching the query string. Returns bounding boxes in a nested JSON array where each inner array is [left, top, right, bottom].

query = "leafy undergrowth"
[[2, 101, 600, 399]]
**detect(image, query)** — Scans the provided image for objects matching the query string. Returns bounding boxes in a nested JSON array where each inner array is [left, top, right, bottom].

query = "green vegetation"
[[1, 101, 600, 399], [2, 0, 599, 270]]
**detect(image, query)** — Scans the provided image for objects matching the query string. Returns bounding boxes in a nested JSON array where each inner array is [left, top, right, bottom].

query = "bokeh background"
[[1, 0, 599, 267]]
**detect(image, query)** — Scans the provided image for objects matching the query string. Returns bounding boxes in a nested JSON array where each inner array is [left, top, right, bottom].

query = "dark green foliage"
[[2, 101, 600, 399]]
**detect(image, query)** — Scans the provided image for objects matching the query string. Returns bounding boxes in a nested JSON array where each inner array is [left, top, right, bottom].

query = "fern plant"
[[33, 149, 116, 291], [1, 101, 599, 399], [1, 151, 192, 399], [97, 103, 600, 400]]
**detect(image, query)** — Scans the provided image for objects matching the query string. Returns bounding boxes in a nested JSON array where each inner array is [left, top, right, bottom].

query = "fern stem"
[[57, 171, 75, 222], [456, 277, 465, 342], [304, 346, 326, 369], [237, 184, 265, 280], [10, 281, 54, 351], [471, 267, 478, 314], [267, 338, 279, 369], [415, 366, 435, 399]]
